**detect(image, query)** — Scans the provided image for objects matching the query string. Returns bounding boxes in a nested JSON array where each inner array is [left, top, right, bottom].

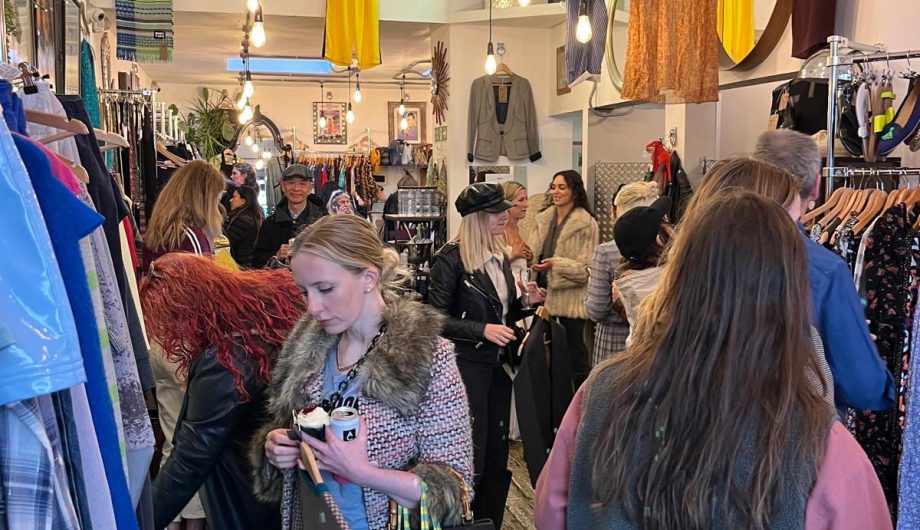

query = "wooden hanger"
[[27, 110, 90, 145], [54, 153, 89, 184], [802, 186, 847, 226], [853, 189, 887, 235], [815, 187, 854, 228], [156, 141, 187, 166], [96, 128, 129, 148]]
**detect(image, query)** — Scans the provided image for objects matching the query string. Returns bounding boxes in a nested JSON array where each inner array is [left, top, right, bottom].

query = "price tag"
[[778, 91, 790, 110], [498, 85, 509, 104], [768, 114, 780, 130]]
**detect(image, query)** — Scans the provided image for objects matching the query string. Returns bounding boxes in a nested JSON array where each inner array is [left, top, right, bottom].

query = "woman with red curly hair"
[[141, 253, 305, 530]]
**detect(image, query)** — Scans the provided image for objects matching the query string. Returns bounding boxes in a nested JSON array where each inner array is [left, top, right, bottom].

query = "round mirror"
[[604, 0, 629, 91], [718, 0, 791, 70]]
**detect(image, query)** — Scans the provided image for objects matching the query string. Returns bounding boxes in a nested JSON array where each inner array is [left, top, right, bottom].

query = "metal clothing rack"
[[823, 35, 920, 197]]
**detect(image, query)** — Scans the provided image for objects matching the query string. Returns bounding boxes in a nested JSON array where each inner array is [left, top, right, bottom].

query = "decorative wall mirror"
[[230, 107, 286, 153], [604, 0, 629, 91], [717, 0, 791, 70]]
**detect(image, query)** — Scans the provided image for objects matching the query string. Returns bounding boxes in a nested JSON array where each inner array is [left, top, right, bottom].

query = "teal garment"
[[80, 39, 101, 129]]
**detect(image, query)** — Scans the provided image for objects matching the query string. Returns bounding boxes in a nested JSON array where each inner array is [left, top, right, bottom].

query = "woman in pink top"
[[534, 191, 892, 530]]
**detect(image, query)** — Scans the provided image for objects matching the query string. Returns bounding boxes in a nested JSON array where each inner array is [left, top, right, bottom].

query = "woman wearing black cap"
[[428, 182, 545, 528], [527, 170, 599, 390]]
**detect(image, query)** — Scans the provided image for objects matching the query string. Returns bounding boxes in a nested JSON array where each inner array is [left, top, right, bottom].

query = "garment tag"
[[768, 114, 780, 130], [498, 85, 509, 104], [778, 91, 790, 110]]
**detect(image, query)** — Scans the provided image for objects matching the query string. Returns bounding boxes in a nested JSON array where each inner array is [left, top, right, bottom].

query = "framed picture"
[[388, 101, 427, 145], [556, 45, 570, 95], [313, 102, 347, 145]]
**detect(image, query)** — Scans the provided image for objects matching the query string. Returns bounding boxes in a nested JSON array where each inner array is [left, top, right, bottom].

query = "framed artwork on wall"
[[313, 102, 347, 145], [556, 45, 570, 95], [388, 101, 427, 145]]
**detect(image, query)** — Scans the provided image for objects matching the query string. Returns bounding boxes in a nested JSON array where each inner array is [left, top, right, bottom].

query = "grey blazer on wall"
[[467, 73, 542, 163]]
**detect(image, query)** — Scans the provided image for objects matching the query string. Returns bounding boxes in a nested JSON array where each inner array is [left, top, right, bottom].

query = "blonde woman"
[[528, 170, 599, 389], [501, 181, 534, 280], [428, 183, 545, 527], [142, 160, 226, 271], [257, 215, 474, 529], [585, 181, 659, 365], [141, 159, 225, 530]]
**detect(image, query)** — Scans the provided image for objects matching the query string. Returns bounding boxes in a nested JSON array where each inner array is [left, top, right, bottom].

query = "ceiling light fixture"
[[485, 2, 497, 75], [346, 67, 356, 123], [251, 139, 260, 153], [262, 150, 272, 160], [400, 115, 408, 131], [239, 102, 253, 124], [518, 0, 531, 6], [353, 71, 362, 103], [398, 74, 406, 115], [318, 81, 327, 129], [244, 132, 254, 146], [251, 5, 266, 48], [255, 159, 265, 170], [243, 71, 254, 98], [575, 0, 593, 44], [246, 0, 258, 14]]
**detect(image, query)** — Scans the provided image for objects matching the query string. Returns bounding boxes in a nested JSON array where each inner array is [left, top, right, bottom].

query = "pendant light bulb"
[[255, 159, 265, 170], [318, 81, 327, 129], [484, 42, 497, 75], [246, 0, 259, 13], [398, 100, 406, 116], [239, 104, 253, 124], [251, 140, 260, 153], [236, 94, 247, 110], [262, 150, 271, 160], [354, 76, 362, 103], [346, 103, 355, 124], [575, 1, 592, 43], [400, 116, 409, 131], [518, 0, 531, 5], [243, 78, 254, 98], [244, 133, 253, 146], [318, 114, 327, 129], [251, 7, 266, 48]]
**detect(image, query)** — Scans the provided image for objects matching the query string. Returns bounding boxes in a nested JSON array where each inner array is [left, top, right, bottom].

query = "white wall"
[[155, 82, 434, 153]]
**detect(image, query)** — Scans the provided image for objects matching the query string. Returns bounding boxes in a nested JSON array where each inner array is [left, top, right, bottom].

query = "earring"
[[365, 288, 371, 293], [808, 200, 816, 210]]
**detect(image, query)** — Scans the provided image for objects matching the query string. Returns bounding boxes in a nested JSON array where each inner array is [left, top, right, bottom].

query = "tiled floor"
[[503, 441, 536, 530]]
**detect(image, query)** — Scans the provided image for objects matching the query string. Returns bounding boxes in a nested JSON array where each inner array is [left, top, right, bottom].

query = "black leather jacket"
[[152, 345, 280, 530], [428, 242, 528, 363]]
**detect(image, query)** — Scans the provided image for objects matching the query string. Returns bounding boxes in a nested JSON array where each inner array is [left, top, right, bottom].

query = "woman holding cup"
[[428, 182, 545, 527], [256, 215, 474, 529]]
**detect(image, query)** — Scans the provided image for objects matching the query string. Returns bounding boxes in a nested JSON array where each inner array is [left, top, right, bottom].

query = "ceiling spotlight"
[[575, 0, 593, 44], [246, 0, 258, 13], [251, 6, 266, 48], [346, 103, 355, 124]]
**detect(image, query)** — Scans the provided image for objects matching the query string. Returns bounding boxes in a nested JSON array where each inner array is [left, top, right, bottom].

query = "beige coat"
[[527, 206, 599, 320]]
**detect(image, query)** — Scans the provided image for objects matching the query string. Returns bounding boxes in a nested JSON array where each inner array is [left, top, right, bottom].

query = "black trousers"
[[456, 358, 512, 529], [558, 317, 591, 390]]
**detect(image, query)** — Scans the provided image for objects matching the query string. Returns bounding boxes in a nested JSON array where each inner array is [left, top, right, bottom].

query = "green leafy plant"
[[178, 87, 237, 159]]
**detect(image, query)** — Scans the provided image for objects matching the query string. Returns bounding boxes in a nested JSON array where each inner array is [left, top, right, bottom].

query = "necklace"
[[326, 323, 387, 406]]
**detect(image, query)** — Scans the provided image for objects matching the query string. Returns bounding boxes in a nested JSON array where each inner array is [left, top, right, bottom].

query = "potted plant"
[[178, 87, 237, 159]]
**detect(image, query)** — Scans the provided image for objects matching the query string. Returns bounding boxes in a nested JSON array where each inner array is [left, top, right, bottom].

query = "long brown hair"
[[145, 160, 226, 252], [589, 191, 830, 529], [141, 253, 305, 400], [686, 157, 801, 216]]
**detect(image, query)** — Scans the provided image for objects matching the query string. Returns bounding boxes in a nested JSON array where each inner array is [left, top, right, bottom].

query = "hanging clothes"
[[792, 0, 837, 59], [322, 0, 381, 69], [80, 39, 102, 129], [717, 0, 755, 63], [18, 80, 82, 163], [565, 0, 609, 87], [621, 0, 719, 104]]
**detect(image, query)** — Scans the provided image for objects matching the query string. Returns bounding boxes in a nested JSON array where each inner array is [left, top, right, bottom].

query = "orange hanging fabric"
[[622, 0, 719, 104], [323, 0, 381, 69]]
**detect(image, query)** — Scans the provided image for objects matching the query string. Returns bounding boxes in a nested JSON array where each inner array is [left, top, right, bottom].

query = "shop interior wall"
[[442, 21, 574, 234]]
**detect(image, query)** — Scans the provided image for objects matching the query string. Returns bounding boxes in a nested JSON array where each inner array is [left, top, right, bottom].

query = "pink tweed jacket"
[[250, 297, 474, 529]]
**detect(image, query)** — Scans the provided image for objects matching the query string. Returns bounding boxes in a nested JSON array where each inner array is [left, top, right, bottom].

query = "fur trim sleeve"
[[410, 338, 474, 525], [249, 421, 285, 503]]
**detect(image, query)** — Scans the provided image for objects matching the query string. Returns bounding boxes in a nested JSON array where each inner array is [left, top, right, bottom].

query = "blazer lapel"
[[503, 74, 518, 129]]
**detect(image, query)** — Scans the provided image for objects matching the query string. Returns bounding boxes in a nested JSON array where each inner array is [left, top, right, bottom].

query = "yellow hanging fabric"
[[718, 0, 755, 63], [323, 0, 381, 69]]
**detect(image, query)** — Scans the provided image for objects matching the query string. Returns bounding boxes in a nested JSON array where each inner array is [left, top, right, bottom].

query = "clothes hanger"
[[156, 141, 187, 166], [814, 187, 854, 228], [54, 153, 90, 184], [96, 128, 129, 148], [802, 186, 847, 226], [27, 110, 90, 141], [853, 189, 887, 235]]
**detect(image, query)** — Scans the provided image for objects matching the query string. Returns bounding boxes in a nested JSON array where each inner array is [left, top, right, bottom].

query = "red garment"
[[646, 140, 672, 191], [123, 217, 139, 273]]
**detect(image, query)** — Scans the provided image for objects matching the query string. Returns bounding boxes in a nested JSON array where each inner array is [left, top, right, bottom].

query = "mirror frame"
[[719, 0, 792, 71], [604, 0, 625, 92]]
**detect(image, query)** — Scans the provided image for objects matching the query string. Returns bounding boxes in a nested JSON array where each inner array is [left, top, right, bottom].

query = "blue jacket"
[[803, 232, 896, 412]]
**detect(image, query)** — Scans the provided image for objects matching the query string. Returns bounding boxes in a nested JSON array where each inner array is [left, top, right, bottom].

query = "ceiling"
[[140, 11, 434, 86]]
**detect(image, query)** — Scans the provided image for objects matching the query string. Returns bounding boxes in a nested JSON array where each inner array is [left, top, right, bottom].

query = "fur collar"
[[535, 205, 595, 235], [265, 296, 445, 422]]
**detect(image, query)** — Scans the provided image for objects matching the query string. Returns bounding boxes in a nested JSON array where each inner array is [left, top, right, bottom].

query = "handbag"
[[388, 470, 494, 530]]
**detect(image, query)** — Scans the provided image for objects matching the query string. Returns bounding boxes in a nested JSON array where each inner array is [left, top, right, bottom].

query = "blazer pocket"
[[475, 138, 494, 158], [513, 137, 530, 156]]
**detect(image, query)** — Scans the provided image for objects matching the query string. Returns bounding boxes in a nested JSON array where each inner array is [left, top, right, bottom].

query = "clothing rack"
[[823, 35, 920, 197]]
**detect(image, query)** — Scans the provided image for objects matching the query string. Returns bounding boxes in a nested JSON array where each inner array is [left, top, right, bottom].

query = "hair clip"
[[149, 261, 165, 279]]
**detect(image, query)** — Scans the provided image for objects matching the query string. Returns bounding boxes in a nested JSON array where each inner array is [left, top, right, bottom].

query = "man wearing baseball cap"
[[252, 164, 325, 267]]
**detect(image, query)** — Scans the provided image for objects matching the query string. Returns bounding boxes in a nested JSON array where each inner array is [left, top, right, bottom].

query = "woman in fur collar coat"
[[254, 215, 473, 530], [528, 170, 599, 389]]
